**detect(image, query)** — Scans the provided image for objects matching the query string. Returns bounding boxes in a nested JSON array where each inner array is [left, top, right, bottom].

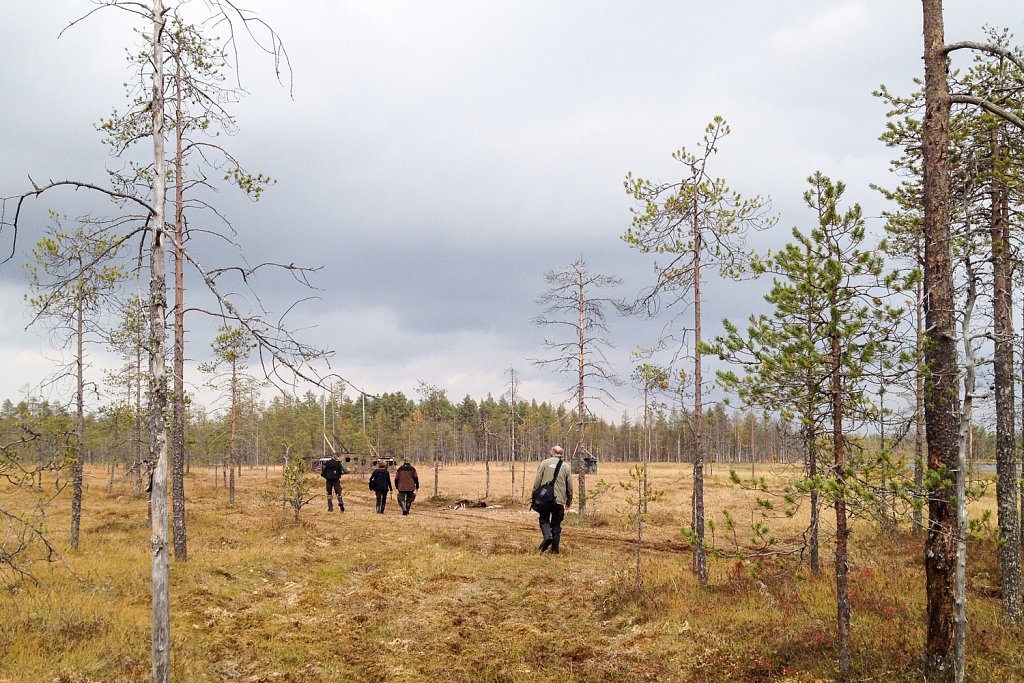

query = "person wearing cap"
[[393, 459, 420, 515], [532, 445, 573, 554], [368, 459, 392, 514]]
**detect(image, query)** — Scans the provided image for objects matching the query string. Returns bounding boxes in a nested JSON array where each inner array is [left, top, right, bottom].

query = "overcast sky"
[[1, 1, 1021, 421]]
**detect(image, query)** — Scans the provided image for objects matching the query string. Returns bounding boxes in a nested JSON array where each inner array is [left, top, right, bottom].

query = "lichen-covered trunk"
[[990, 142, 1022, 623], [692, 202, 708, 586], [148, 3, 171, 681], [954, 261, 980, 683], [70, 283, 84, 551], [921, 2, 960, 679], [171, 53, 188, 562]]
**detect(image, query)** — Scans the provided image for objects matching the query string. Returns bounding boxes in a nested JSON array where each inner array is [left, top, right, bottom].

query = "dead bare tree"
[[532, 257, 624, 514]]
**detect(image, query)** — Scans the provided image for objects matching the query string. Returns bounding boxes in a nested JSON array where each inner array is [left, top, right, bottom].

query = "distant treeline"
[[0, 389, 997, 473]]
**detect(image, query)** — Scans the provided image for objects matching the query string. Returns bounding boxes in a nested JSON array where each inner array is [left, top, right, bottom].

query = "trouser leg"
[[550, 505, 565, 554], [326, 480, 334, 511], [375, 490, 387, 513], [538, 509, 553, 552], [332, 480, 344, 511]]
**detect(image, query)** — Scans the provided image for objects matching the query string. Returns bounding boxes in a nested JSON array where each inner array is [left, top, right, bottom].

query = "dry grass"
[[1, 461, 1020, 682]]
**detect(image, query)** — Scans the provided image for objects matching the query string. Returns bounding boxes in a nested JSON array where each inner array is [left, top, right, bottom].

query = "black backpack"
[[531, 459, 563, 513]]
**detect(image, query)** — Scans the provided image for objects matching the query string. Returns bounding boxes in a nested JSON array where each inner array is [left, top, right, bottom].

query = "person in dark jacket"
[[368, 460, 392, 514], [320, 455, 347, 512], [532, 445, 573, 554], [393, 460, 420, 515]]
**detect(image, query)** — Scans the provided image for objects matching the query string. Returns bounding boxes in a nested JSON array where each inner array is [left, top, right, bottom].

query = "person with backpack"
[[368, 460, 393, 514], [531, 445, 573, 554], [320, 455, 348, 512], [393, 459, 420, 515]]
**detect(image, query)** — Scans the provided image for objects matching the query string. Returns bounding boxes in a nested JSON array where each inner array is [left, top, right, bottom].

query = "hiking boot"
[[539, 523, 553, 552], [327, 498, 334, 512]]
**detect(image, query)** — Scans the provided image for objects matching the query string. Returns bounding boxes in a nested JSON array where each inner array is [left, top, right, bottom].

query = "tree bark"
[[148, 2, 171, 681], [577, 270, 587, 513], [921, 2, 960, 679], [914, 276, 925, 535], [954, 259, 980, 683], [171, 50, 188, 562], [808, 423, 820, 574], [692, 195, 708, 586], [990, 131, 1022, 623], [70, 273, 85, 551], [229, 356, 237, 507], [831, 320, 851, 681]]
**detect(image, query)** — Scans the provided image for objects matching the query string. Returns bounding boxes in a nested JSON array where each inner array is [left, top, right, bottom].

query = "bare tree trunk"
[[229, 357, 237, 507], [136, 340, 144, 495], [642, 384, 649, 514], [954, 260, 980, 683], [808, 424, 820, 575], [577, 273, 587, 513], [171, 51, 188, 562], [70, 279, 85, 550], [510, 369, 516, 500], [692, 198, 708, 586], [831, 331, 851, 681], [990, 132, 1022, 623], [921, 2, 960, 679], [148, 3, 171, 680], [914, 276, 924, 535], [806, 261, 821, 574], [281, 447, 290, 511]]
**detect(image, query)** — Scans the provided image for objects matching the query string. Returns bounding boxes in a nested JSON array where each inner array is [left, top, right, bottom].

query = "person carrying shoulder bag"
[[531, 446, 573, 554]]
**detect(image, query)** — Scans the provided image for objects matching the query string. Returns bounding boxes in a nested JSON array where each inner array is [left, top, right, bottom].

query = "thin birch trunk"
[[147, 3, 171, 680], [171, 50, 188, 561], [953, 260, 980, 683]]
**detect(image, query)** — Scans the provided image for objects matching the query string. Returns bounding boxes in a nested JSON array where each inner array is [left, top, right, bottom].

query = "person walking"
[[393, 459, 420, 515], [532, 445, 573, 554], [368, 460, 392, 514], [320, 455, 347, 512]]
